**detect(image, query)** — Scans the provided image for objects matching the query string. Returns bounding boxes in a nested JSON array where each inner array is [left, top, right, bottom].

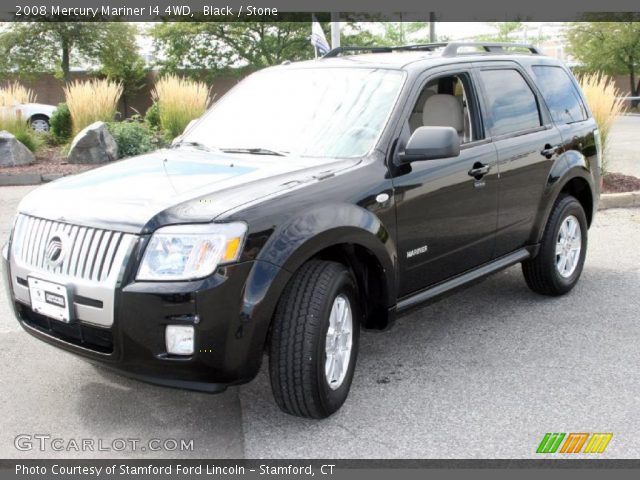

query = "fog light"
[[165, 325, 195, 355]]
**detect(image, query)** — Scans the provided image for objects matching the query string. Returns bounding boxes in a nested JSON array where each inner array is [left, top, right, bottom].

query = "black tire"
[[268, 260, 360, 419], [522, 195, 588, 296]]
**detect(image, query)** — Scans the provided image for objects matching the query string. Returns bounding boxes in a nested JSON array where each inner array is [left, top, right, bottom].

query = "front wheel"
[[268, 260, 360, 419], [522, 195, 588, 296]]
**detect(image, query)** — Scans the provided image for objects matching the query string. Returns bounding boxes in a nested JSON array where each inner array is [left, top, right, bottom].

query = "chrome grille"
[[12, 215, 125, 283], [9, 214, 138, 328]]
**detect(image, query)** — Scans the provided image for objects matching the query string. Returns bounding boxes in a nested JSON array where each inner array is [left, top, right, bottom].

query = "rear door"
[[528, 64, 597, 177], [474, 62, 564, 256]]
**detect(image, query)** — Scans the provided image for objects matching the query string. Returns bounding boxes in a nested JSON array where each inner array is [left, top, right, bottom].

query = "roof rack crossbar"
[[322, 42, 541, 59]]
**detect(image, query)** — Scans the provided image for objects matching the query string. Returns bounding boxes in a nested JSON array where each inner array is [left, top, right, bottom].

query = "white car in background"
[[11, 103, 57, 132]]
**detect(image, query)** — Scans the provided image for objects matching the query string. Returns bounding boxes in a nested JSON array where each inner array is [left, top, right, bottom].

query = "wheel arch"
[[27, 113, 50, 123], [560, 176, 594, 226], [254, 203, 397, 330], [530, 155, 597, 245], [309, 242, 393, 330]]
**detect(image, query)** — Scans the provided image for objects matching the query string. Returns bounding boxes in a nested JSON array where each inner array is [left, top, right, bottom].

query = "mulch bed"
[[603, 172, 640, 194], [0, 145, 94, 176]]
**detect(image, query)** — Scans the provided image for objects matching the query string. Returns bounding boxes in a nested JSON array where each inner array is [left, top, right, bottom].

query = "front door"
[[392, 69, 499, 297]]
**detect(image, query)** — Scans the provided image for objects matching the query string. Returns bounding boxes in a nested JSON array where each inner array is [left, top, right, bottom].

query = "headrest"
[[422, 94, 464, 133], [415, 87, 436, 113]]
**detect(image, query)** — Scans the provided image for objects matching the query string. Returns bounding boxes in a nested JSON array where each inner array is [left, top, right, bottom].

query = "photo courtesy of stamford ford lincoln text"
[[0, 0, 639, 478]]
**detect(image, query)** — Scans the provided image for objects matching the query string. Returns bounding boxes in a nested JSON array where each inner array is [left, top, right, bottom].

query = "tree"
[[97, 23, 147, 117], [566, 21, 640, 106], [150, 20, 435, 79], [341, 22, 430, 48], [376, 22, 430, 46], [0, 22, 141, 83], [150, 21, 314, 79]]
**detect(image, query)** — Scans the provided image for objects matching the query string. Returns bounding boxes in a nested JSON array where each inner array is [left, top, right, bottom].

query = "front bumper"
[[2, 242, 289, 392]]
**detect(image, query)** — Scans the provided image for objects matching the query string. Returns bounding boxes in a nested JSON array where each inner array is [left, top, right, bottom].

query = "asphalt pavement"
[[1, 186, 639, 459]]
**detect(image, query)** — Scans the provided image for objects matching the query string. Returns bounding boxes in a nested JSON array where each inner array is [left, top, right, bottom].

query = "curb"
[[0, 173, 66, 187], [598, 191, 640, 210]]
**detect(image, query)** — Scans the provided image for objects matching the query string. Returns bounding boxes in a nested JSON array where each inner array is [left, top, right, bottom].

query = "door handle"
[[468, 162, 490, 179], [541, 144, 561, 159]]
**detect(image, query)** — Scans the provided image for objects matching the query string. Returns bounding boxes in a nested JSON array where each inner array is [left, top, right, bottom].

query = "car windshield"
[[182, 67, 404, 158]]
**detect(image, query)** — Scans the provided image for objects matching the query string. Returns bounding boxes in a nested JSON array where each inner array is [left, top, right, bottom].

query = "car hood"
[[18, 147, 358, 234]]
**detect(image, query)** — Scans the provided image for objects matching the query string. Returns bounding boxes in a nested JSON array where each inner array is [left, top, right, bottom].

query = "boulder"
[[68, 122, 118, 164], [0, 131, 35, 167]]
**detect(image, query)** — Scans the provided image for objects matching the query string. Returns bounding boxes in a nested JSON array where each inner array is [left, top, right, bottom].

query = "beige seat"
[[421, 94, 465, 139], [408, 88, 436, 132]]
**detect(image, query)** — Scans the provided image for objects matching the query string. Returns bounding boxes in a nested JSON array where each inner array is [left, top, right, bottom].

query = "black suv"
[[2, 42, 600, 418]]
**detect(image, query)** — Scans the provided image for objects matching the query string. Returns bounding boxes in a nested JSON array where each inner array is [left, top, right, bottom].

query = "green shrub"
[[145, 102, 161, 129], [0, 110, 44, 153], [49, 103, 73, 144], [107, 121, 155, 158], [41, 131, 56, 147], [14, 129, 45, 153]]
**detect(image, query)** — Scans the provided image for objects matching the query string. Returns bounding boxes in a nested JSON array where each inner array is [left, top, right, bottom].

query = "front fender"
[[228, 204, 396, 371], [256, 202, 397, 306]]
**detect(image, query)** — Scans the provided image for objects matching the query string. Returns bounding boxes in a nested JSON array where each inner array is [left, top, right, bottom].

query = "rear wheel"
[[522, 195, 588, 296], [268, 260, 360, 418]]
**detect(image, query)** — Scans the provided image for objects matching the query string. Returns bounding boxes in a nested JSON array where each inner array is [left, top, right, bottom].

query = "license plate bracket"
[[27, 277, 72, 323]]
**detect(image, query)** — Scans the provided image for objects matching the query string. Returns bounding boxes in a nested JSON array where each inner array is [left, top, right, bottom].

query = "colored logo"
[[537, 433, 612, 454]]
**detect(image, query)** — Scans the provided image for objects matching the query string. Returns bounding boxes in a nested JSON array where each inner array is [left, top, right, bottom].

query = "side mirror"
[[397, 126, 460, 164]]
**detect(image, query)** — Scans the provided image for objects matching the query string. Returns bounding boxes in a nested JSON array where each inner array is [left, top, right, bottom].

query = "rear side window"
[[531, 66, 588, 124], [479, 69, 541, 136]]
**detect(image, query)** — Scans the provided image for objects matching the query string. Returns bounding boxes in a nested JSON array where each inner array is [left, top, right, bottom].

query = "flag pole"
[[330, 12, 341, 49], [311, 13, 318, 59]]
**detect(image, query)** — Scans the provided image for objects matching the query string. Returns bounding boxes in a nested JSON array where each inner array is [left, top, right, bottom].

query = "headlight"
[[137, 222, 247, 281]]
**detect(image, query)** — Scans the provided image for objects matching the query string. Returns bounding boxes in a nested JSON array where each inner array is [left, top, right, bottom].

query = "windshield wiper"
[[221, 147, 288, 157], [171, 141, 215, 152]]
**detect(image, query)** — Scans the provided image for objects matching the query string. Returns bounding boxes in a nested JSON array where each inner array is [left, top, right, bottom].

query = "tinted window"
[[479, 69, 541, 136], [532, 66, 587, 124]]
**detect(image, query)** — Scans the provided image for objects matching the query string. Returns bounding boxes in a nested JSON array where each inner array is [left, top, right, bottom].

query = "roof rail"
[[323, 46, 393, 58], [323, 43, 446, 58], [442, 42, 541, 56], [394, 43, 449, 51], [322, 42, 541, 59]]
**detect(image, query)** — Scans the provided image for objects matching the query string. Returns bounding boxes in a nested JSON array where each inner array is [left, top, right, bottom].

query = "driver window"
[[409, 73, 480, 144]]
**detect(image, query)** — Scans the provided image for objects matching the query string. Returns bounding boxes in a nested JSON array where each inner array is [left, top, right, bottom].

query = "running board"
[[396, 249, 530, 313]]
